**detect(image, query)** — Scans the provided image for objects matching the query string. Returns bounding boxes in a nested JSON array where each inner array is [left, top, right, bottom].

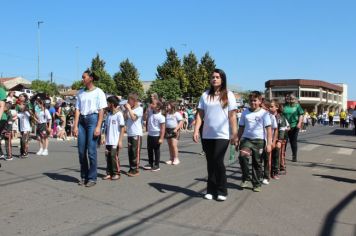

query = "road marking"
[[300, 144, 319, 151], [336, 148, 354, 156]]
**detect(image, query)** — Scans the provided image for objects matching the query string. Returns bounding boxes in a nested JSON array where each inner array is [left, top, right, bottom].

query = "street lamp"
[[37, 21, 44, 80]]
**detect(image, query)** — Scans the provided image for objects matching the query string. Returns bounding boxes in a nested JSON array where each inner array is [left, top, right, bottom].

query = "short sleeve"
[[272, 115, 278, 129], [97, 89, 107, 110], [46, 110, 52, 120], [263, 112, 272, 127], [297, 104, 304, 116], [239, 111, 246, 126], [227, 91, 237, 111], [135, 107, 143, 118], [175, 112, 183, 121], [197, 94, 205, 110], [160, 115, 166, 124], [118, 112, 125, 126]]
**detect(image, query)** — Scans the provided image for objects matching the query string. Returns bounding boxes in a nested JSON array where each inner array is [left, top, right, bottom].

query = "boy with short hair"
[[143, 102, 165, 171], [102, 96, 125, 180], [237, 91, 272, 192], [124, 93, 143, 177]]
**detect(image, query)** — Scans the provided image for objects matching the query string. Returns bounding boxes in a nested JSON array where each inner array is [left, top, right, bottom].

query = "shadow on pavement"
[[43, 172, 79, 183], [318, 190, 356, 236], [329, 129, 355, 136], [291, 161, 356, 172], [178, 150, 201, 155], [149, 182, 201, 197], [298, 140, 356, 150], [313, 174, 356, 184]]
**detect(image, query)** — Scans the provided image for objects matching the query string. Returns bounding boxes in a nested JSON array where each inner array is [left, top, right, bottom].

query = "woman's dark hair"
[[165, 101, 177, 114], [83, 69, 99, 81], [107, 95, 119, 107], [208, 68, 228, 108]]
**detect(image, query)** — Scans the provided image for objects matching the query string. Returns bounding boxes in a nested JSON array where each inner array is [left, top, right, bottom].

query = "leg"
[[167, 138, 174, 161], [171, 138, 179, 163], [147, 136, 154, 167], [238, 139, 253, 182], [105, 145, 113, 175], [78, 119, 89, 181], [86, 115, 99, 182], [202, 139, 216, 195], [153, 136, 161, 167], [288, 127, 299, 161], [213, 139, 229, 196]]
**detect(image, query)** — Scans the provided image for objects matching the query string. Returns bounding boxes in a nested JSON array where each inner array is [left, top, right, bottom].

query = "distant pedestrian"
[[165, 101, 183, 165], [17, 104, 31, 158], [73, 69, 107, 187], [283, 93, 304, 162], [339, 109, 347, 128], [34, 99, 52, 156]]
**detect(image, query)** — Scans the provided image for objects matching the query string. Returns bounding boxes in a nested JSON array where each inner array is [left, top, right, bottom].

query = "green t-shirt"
[[282, 103, 304, 128], [0, 87, 7, 120]]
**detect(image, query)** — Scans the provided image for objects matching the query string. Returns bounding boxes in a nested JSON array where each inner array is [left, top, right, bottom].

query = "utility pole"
[[50, 72, 53, 83], [37, 21, 44, 80]]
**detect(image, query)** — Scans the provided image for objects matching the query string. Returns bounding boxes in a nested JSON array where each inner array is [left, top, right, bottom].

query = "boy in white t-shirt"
[[143, 102, 165, 171], [237, 91, 272, 192], [102, 96, 125, 180], [17, 104, 32, 158], [124, 93, 143, 177]]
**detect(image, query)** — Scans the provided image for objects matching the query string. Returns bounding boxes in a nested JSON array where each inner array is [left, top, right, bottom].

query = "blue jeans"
[[78, 114, 98, 182]]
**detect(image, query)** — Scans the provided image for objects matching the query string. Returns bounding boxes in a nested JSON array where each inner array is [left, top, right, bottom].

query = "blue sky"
[[1, 0, 355, 99]]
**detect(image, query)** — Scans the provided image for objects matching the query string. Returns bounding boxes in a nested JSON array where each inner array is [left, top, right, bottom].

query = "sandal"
[[111, 175, 120, 180], [102, 175, 111, 180]]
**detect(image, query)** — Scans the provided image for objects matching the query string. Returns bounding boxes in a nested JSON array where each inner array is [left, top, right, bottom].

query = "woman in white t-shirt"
[[73, 69, 107, 187], [193, 69, 238, 201], [165, 101, 183, 165]]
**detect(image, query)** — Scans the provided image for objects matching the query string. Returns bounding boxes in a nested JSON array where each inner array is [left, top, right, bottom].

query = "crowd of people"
[[1, 68, 356, 202]]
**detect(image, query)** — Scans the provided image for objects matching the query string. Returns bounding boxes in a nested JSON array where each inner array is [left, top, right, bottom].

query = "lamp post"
[[37, 21, 44, 80]]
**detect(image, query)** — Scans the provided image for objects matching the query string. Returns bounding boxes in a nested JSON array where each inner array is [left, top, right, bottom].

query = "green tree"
[[70, 54, 116, 94], [156, 48, 187, 95], [183, 52, 202, 100], [113, 59, 144, 98], [91, 54, 116, 94], [147, 78, 181, 101], [71, 80, 84, 90], [199, 52, 216, 91], [31, 80, 59, 96]]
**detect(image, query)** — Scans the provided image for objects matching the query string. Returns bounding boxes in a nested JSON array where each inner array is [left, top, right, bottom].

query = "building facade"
[[265, 79, 347, 113]]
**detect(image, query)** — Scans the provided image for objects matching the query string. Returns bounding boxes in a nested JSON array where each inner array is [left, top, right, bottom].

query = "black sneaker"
[[151, 166, 160, 172], [85, 181, 96, 187], [292, 156, 297, 162]]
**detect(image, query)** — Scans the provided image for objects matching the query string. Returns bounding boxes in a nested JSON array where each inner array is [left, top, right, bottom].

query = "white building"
[[265, 79, 347, 113]]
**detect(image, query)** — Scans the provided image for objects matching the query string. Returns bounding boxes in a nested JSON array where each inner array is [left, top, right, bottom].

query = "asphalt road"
[[0, 125, 355, 236]]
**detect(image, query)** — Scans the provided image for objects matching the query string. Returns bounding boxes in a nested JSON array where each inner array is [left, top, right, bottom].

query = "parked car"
[[13, 89, 34, 98]]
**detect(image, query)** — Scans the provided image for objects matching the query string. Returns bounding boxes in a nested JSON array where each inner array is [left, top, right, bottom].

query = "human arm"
[[117, 126, 125, 149], [159, 123, 165, 144], [265, 126, 272, 153], [94, 109, 104, 137], [193, 109, 204, 143], [73, 109, 80, 137], [124, 103, 138, 121]]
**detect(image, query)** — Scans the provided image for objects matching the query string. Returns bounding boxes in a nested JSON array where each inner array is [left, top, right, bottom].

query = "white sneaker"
[[172, 159, 180, 165], [42, 149, 48, 156], [204, 194, 213, 200], [36, 149, 43, 155], [262, 179, 270, 185], [0, 154, 5, 160], [165, 160, 173, 165], [217, 195, 227, 201]]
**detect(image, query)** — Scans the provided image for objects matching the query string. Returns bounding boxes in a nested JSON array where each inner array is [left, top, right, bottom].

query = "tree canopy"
[[31, 80, 59, 96]]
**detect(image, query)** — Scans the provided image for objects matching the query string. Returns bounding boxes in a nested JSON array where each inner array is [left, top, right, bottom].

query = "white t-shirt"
[[75, 88, 107, 116], [268, 113, 278, 139], [166, 112, 183, 129], [148, 112, 165, 136], [17, 111, 31, 132], [126, 106, 143, 136], [105, 111, 125, 146], [198, 90, 237, 139], [37, 109, 52, 124], [239, 108, 272, 140]]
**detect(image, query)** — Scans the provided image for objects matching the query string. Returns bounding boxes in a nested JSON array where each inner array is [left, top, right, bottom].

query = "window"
[[301, 91, 319, 98]]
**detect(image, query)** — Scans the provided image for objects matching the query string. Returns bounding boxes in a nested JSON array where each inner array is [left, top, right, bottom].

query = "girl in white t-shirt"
[[34, 99, 52, 156], [17, 104, 31, 158], [193, 69, 238, 201], [165, 101, 183, 165]]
